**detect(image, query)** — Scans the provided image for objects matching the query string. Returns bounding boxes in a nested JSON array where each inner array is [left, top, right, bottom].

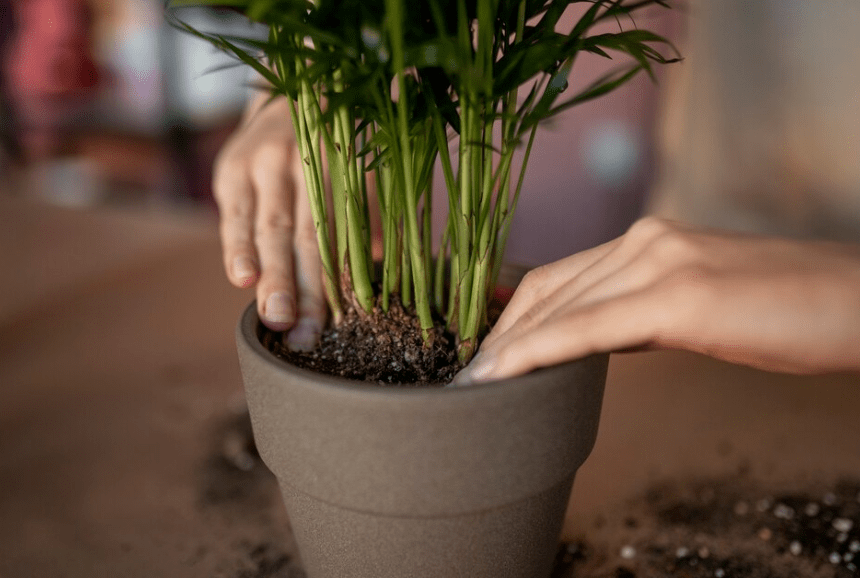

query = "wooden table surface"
[[1, 196, 858, 577]]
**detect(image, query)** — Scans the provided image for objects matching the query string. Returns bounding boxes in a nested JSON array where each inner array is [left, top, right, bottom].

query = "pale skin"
[[214, 97, 860, 376], [455, 217, 860, 384], [214, 91, 326, 350]]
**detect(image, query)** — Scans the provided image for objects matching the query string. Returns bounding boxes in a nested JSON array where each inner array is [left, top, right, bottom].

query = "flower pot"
[[236, 302, 608, 578]]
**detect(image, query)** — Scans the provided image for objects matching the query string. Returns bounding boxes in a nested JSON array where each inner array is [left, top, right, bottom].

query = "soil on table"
[[261, 297, 463, 386], [197, 412, 307, 578], [560, 475, 860, 578], [201, 412, 860, 578]]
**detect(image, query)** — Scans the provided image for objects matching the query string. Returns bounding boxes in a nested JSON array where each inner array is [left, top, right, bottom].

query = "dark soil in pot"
[[261, 268, 518, 385], [261, 297, 464, 386]]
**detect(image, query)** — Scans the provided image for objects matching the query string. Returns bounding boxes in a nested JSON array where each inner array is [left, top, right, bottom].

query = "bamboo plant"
[[168, 0, 678, 363]]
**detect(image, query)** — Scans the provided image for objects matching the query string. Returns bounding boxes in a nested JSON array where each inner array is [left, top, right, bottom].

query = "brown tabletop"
[[1, 197, 858, 577]]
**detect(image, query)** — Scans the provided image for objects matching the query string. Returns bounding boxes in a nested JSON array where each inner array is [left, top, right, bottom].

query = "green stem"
[[422, 178, 433, 311], [331, 98, 373, 313], [288, 95, 342, 323], [400, 224, 412, 307], [433, 220, 450, 314], [385, 0, 433, 342], [358, 125, 373, 283], [431, 107, 459, 255], [273, 28, 342, 322], [459, 249, 491, 362], [446, 251, 460, 332], [492, 124, 537, 289], [455, 99, 473, 333]]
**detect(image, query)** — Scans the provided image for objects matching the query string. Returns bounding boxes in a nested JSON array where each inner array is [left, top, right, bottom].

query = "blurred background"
[[0, 0, 682, 266], [3, 1, 860, 261], [0, 0, 266, 210]]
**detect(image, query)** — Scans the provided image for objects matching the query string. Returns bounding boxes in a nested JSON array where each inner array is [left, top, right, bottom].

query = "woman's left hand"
[[456, 217, 860, 384]]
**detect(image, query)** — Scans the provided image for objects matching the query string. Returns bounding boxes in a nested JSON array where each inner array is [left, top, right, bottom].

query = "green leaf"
[[520, 56, 573, 130], [568, 0, 605, 40], [405, 40, 461, 72], [580, 29, 679, 80], [493, 33, 567, 95], [518, 63, 642, 136]]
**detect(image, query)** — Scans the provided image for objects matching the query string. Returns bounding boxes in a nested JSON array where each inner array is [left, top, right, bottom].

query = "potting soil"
[[262, 297, 462, 385]]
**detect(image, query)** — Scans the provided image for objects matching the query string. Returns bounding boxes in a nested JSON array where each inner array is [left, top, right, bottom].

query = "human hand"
[[213, 92, 326, 350], [456, 217, 860, 383]]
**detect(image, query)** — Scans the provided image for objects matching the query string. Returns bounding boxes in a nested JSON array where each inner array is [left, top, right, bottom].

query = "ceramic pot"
[[236, 302, 608, 578]]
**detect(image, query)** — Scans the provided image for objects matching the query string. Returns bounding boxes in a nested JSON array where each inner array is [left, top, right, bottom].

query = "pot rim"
[[238, 300, 600, 400]]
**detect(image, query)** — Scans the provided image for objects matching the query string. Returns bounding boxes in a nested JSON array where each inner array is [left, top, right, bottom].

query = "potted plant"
[[169, 1, 676, 576]]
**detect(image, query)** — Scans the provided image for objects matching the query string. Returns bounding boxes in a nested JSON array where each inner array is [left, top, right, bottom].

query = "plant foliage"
[[167, 0, 679, 361]]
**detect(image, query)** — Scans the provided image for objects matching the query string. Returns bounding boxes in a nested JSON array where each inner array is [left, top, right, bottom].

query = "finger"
[[251, 144, 297, 331], [463, 287, 674, 383], [481, 237, 619, 350], [286, 150, 328, 351], [213, 154, 259, 288], [484, 217, 694, 350], [499, 239, 679, 349]]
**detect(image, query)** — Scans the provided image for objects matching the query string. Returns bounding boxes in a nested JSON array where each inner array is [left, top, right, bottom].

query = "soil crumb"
[[263, 297, 462, 386], [558, 476, 860, 578], [198, 412, 276, 509], [232, 541, 305, 578], [197, 412, 305, 578], [197, 418, 860, 578]]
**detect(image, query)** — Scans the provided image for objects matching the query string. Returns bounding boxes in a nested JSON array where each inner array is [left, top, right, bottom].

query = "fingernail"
[[287, 318, 322, 352], [450, 352, 495, 387], [233, 256, 256, 282], [264, 292, 294, 325]]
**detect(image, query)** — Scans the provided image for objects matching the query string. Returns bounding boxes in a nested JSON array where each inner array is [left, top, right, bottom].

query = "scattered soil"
[[231, 542, 302, 578], [198, 412, 277, 510], [197, 412, 305, 578], [262, 297, 462, 386], [558, 476, 860, 578], [200, 413, 860, 577]]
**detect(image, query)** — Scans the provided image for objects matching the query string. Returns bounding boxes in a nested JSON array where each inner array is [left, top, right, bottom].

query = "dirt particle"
[[556, 476, 860, 578], [835, 519, 855, 533], [773, 504, 795, 520], [620, 545, 636, 559], [197, 413, 276, 509], [806, 502, 822, 517]]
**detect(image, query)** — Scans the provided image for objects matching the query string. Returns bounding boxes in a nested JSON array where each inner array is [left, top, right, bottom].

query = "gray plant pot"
[[237, 302, 608, 578]]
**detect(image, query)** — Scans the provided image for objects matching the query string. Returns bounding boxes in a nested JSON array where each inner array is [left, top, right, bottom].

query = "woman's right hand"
[[213, 92, 326, 351]]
